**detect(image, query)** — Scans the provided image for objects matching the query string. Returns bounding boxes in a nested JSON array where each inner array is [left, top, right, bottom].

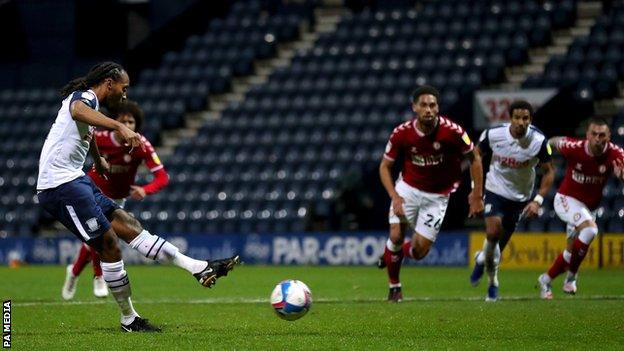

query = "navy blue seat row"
[[0, 88, 58, 104]]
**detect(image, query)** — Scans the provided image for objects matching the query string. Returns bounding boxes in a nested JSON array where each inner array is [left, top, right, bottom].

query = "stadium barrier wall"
[[0, 231, 468, 266], [469, 232, 624, 269], [3, 232, 621, 267]]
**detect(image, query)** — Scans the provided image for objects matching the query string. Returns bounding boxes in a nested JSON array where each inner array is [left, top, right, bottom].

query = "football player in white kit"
[[37, 62, 240, 332], [469, 100, 555, 301]]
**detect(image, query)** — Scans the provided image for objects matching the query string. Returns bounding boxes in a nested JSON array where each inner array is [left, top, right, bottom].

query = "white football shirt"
[[480, 124, 551, 202], [36, 90, 99, 190]]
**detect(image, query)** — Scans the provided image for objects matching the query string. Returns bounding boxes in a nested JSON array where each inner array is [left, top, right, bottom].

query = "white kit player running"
[[538, 118, 624, 299], [37, 62, 240, 332], [377, 85, 484, 302], [469, 100, 555, 301]]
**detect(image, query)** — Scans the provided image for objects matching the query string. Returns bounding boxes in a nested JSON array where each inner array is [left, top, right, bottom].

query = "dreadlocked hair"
[[59, 61, 125, 98]]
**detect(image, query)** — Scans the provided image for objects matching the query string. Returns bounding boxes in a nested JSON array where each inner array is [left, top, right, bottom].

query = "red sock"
[[384, 246, 404, 285], [72, 244, 92, 276], [402, 241, 414, 259], [569, 238, 590, 274], [91, 249, 102, 277], [547, 252, 568, 280]]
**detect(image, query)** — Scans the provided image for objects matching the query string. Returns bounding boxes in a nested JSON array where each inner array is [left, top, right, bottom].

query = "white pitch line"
[[13, 294, 624, 307]]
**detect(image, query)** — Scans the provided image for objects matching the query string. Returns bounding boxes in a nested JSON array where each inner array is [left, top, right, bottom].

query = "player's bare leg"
[[111, 209, 240, 288], [90, 229, 159, 332], [382, 223, 408, 302], [404, 232, 433, 260], [497, 227, 514, 252]]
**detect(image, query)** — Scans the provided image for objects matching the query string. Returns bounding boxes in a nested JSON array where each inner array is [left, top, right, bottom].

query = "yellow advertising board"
[[602, 234, 624, 268], [469, 232, 599, 269]]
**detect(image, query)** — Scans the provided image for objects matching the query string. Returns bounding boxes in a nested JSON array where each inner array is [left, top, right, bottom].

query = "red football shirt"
[[557, 137, 624, 210], [87, 130, 168, 199], [383, 116, 474, 195]]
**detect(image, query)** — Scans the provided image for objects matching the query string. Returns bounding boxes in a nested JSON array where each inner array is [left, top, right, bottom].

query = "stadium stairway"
[[156, 6, 348, 161], [500, 1, 602, 90], [519, 1, 624, 119]]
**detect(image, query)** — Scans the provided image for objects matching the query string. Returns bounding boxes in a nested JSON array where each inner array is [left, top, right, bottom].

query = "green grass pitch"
[[1, 265, 623, 350]]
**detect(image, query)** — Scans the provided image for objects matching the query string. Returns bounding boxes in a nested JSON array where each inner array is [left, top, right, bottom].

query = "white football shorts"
[[388, 179, 450, 242], [553, 192, 596, 238]]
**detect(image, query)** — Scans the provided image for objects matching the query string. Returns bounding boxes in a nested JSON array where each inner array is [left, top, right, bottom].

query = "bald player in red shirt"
[[538, 118, 624, 299], [378, 85, 484, 302], [62, 100, 170, 300]]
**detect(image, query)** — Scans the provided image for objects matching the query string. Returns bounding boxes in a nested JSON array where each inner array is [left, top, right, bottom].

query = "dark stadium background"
[[0, 0, 622, 244]]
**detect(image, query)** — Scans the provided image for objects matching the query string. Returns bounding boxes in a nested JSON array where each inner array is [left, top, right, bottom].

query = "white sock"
[[172, 252, 208, 274], [386, 238, 402, 252], [578, 227, 598, 245], [541, 273, 552, 284], [129, 230, 207, 274], [563, 250, 576, 283], [565, 271, 577, 282], [129, 230, 179, 261], [101, 260, 139, 325], [476, 251, 485, 265], [476, 238, 488, 265], [484, 240, 500, 286]]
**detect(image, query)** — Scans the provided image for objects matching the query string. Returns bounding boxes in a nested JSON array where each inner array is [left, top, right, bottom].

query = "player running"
[[378, 85, 484, 302], [62, 100, 169, 300], [537, 118, 624, 299], [37, 62, 240, 332], [469, 100, 555, 301]]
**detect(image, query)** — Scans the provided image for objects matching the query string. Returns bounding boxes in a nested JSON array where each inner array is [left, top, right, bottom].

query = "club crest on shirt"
[[433, 142, 440, 150], [86, 218, 99, 232], [599, 165, 606, 173], [123, 154, 132, 163]]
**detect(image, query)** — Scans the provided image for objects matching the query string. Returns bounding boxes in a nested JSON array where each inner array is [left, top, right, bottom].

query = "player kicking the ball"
[[469, 100, 555, 301], [378, 85, 484, 302], [537, 118, 624, 299], [37, 62, 240, 332], [62, 100, 170, 300]]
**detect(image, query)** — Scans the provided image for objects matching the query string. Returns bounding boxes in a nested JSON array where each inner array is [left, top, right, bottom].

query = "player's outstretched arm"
[[70, 100, 143, 149], [379, 157, 405, 217], [466, 148, 484, 218]]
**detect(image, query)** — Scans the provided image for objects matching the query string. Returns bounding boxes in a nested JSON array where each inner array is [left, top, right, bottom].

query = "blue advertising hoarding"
[[0, 231, 469, 266]]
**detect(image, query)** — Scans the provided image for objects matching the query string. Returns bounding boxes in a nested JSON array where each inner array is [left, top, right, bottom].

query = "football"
[[270, 279, 312, 321]]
